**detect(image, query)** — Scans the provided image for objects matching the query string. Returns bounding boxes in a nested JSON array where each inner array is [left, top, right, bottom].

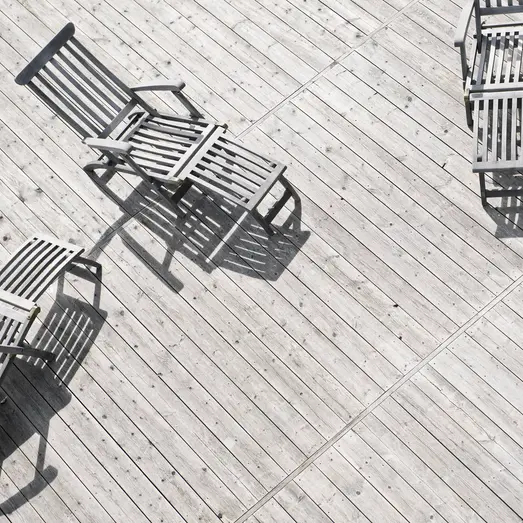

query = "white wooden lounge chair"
[[15, 23, 300, 236], [0, 235, 100, 387], [455, 0, 523, 127], [455, 1, 523, 204]]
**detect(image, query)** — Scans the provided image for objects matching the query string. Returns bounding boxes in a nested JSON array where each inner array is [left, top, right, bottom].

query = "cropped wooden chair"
[[15, 23, 300, 236], [470, 89, 523, 204], [455, 0, 523, 204], [0, 235, 100, 388], [455, 0, 523, 127]]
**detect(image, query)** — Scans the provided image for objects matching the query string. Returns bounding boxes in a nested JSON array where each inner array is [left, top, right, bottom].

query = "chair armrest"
[[131, 80, 186, 93], [84, 138, 133, 156], [132, 79, 203, 119], [455, 0, 477, 84], [454, 0, 475, 47]]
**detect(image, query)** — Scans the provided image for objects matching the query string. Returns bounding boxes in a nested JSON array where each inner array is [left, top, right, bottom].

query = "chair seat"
[[185, 135, 286, 211], [471, 90, 523, 171], [471, 27, 523, 93], [0, 235, 84, 301], [126, 113, 220, 179], [125, 113, 286, 211]]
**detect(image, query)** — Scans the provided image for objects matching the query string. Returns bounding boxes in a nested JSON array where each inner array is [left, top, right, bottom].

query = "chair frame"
[[15, 23, 299, 236], [0, 290, 51, 388], [455, 0, 523, 127], [455, 1, 523, 205], [0, 235, 101, 389]]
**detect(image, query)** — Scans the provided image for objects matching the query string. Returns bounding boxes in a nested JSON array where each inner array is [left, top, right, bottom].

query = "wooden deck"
[[1, 0, 523, 521]]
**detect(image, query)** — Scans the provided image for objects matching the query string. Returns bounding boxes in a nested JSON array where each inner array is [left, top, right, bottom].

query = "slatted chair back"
[[0, 235, 84, 302], [479, 0, 523, 15], [471, 90, 523, 171], [15, 23, 154, 139], [0, 290, 39, 385]]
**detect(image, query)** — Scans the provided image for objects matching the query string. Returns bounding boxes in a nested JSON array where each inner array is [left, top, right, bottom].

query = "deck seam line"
[[236, 0, 422, 141], [126, 1, 422, 239], [234, 271, 523, 522]]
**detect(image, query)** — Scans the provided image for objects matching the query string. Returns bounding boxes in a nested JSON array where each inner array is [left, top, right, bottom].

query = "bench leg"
[[0, 345, 56, 363]]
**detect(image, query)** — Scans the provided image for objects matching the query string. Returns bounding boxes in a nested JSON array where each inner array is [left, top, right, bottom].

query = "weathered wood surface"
[[1, 0, 523, 522]]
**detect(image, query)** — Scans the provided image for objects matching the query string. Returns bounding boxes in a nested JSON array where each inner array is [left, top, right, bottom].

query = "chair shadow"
[[0, 266, 106, 516], [90, 178, 310, 283], [484, 171, 523, 238]]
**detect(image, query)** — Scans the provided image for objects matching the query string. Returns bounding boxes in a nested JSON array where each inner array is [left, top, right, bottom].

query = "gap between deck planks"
[[233, 259, 523, 523]]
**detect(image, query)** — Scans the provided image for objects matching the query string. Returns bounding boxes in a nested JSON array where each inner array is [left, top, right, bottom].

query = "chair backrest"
[[15, 23, 154, 139], [0, 235, 84, 302], [0, 290, 39, 385], [479, 0, 523, 15]]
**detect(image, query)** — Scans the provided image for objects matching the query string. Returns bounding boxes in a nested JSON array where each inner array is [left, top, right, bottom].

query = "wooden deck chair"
[[0, 235, 100, 388], [15, 23, 300, 236], [0, 291, 51, 388], [455, 0, 523, 127]]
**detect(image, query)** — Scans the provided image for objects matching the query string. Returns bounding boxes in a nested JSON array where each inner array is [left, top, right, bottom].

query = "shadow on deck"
[[0, 267, 106, 516]]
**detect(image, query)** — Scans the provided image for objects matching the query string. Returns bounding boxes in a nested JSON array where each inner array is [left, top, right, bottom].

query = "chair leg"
[[264, 188, 293, 225], [280, 175, 301, 203], [479, 172, 487, 207], [252, 209, 276, 236], [465, 92, 473, 129], [73, 256, 102, 277], [263, 175, 300, 227], [170, 179, 193, 206], [83, 158, 115, 176]]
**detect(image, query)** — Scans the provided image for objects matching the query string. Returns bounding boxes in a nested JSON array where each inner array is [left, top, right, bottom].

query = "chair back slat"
[[68, 37, 136, 100], [15, 23, 152, 139], [37, 72, 105, 135], [480, 0, 523, 14], [27, 82, 95, 138], [49, 56, 116, 120], [64, 41, 130, 105], [41, 67, 109, 128], [0, 235, 84, 302], [56, 51, 124, 113]]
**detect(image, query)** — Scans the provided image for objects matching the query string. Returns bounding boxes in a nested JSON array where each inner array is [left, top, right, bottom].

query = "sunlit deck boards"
[[1, 0, 523, 522]]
